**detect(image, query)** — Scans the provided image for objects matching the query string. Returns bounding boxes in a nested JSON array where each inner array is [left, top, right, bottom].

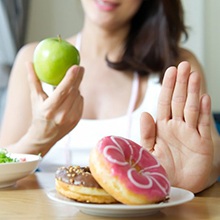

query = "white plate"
[[0, 153, 41, 188], [47, 187, 194, 217]]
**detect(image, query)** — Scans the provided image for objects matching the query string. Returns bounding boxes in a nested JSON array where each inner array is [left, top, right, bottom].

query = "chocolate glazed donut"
[[55, 166, 118, 204]]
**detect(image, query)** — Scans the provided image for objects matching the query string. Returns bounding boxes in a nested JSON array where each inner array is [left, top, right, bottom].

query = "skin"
[[0, 0, 219, 192], [140, 61, 219, 193]]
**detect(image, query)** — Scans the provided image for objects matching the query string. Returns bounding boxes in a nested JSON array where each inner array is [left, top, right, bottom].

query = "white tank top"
[[39, 34, 161, 172]]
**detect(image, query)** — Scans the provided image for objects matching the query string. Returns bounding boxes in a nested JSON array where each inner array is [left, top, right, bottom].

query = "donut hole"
[[130, 160, 142, 173]]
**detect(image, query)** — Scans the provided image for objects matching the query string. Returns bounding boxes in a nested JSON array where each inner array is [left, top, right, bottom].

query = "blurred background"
[[0, 0, 219, 130]]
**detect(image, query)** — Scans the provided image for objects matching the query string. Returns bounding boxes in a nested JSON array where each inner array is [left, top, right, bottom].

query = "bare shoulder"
[[10, 42, 39, 77], [15, 42, 39, 62], [7, 42, 39, 90], [179, 48, 203, 71]]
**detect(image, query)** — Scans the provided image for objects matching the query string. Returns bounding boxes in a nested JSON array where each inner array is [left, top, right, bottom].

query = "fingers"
[[51, 65, 84, 100], [172, 62, 191, 120], [140, 112, 156, 152], [46, 65, 84, 108], [158, 61, 210, 134], [198, 94, 211, 139], [26, 62, 44, 95], [68, 91, 84, 126], [43, 65, 84, 123], [26, 62, 48, 101], [53, 88, 84, 125], [26, 62, 39, 86], [56, 65, 84, 90], [157, 66, 177, 121], [27, 62, 84, 123], [184, 71, 200, 128]]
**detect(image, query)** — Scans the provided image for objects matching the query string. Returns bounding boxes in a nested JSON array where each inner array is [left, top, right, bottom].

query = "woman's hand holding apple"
[[15, 36, 84, 156], [21, 63, 84, 156]]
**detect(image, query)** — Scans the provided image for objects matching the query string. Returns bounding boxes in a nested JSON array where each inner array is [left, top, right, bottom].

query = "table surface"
[[1, 172, 220, 220]]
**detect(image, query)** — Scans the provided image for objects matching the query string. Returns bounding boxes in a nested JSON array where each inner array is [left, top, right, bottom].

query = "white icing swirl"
[[102, 136, 170, 194]]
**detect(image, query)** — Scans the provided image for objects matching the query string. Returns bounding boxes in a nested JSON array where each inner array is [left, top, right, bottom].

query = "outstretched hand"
[[140, 61, 213, 193], [25, 63, 84, 155]]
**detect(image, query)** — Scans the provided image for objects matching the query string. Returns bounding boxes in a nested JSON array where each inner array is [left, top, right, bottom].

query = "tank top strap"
[[126, 72, 139, 115], [65, 32, 82, 165], [126, 72, 139, 138], [75, 33, 82, 51]]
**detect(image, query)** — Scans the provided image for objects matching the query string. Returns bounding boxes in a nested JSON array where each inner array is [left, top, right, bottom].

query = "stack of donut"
[[55, 136, 170, 205]]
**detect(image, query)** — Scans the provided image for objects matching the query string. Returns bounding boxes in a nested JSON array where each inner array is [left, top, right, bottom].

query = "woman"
[[0, 0, 219, 193]]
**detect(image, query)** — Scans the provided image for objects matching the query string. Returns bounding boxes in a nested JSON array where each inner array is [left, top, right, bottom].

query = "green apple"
[[33, 36, 80, 86]]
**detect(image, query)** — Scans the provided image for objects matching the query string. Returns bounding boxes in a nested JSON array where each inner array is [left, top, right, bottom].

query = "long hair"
[[106, 0, 188, 82]]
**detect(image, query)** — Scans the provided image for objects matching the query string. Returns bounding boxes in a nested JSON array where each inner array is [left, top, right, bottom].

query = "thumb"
[[140, 112, 156, 152], [26, 62, 48, 100]]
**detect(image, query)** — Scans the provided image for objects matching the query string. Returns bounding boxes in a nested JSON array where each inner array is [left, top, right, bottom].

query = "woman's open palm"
[[141, 61, 213, 193]]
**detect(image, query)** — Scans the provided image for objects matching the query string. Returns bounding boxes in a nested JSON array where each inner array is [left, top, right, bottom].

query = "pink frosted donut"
[[89, 136, 170, 205]]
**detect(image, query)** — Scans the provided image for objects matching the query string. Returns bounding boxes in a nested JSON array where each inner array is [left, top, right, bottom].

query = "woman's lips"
[[95, 0, 119, 11]]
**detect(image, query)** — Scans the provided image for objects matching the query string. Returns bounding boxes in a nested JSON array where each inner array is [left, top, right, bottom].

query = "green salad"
[[0, 149, 19, 163]]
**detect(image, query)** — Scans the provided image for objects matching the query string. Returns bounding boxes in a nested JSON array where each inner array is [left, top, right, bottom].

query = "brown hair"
[[106, 0, 188, 82]]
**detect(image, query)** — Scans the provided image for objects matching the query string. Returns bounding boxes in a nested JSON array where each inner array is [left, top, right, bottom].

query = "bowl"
[[0, 153, 41, 188]]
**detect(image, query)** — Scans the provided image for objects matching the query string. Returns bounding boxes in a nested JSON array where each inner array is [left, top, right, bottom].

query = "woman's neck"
[[80, 20, 130, 60]]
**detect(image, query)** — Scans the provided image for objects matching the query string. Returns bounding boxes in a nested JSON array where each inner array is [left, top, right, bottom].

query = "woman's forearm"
[[5, 118, 59, 156]]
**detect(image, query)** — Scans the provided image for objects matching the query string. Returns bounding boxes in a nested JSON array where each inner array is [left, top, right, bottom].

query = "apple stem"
[[58, 34, 62, 42]]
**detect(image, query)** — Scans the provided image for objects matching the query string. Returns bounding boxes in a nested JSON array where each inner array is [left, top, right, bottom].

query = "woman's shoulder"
[[15, 42, 39, 63], [178, 47, 207, 92], [178, 47, 204, 72]]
